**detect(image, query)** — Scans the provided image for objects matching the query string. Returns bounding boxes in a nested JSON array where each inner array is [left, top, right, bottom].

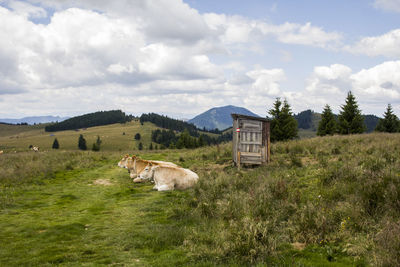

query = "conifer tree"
[[96, 136, 102, 147], [138, 142, 143, 150], [149, 143, 153, 150], [134, 133, 141, 140], [52, 138, 59, 149], [317, 105, 337, 136], [78, 134, 87, 150], [337, 91, 366, 134], [375, 104, 400, 133], [268, 98, 298, 142], [269, 98, 283, 142]]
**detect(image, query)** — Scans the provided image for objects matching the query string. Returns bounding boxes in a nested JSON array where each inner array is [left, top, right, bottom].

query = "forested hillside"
[[45, 110, 131, 132], [295, 110, 380, 133], [142, 113, 232, 149], [140, 113, 199, 136]]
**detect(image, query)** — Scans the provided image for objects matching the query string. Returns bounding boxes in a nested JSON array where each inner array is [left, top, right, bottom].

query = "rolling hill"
[[188, 105, 260, 130]]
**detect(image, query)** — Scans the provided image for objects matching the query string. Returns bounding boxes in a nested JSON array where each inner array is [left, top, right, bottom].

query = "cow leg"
[[157, 183, 174, 191]]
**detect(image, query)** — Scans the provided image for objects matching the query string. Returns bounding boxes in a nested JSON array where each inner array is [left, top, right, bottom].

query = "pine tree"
[[149, 143, 153, 150], [91, 136, 101, 151], [96, 136, 102, 146], [138, 142, 143, 150], [78, 134, 87, 150], [280, 99, 298, 140], [338, 91, 366, 134], [268, 98, 298, 142], [134, 133, 141, 140], [269, 98, 283, 142], [375, 104, 400, 133], [317, 105, 337, 136], [52, 138, 59, 149]]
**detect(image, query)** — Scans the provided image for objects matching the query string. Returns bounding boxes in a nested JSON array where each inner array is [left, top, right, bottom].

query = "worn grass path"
[[0, 162, 192, 266]]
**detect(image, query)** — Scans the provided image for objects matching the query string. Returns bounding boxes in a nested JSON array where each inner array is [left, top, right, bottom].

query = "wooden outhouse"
[[231, 114, 271, 167]]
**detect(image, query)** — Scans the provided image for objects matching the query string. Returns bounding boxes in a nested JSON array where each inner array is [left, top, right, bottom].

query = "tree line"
[[150, 128, 232, 149], [139, 112, 232, 149], [317, 92, 400, 136], [140, 113, 200, 136], [268, 91, 400, 142], [45, 110, 131, 132]]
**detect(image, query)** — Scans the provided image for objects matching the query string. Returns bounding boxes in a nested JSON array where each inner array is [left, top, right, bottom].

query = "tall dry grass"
[[180, 133, 400, 265]]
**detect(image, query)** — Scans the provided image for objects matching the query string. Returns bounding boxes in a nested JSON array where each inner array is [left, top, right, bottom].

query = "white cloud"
[[246, 68, 285, 96], [374, 0, 400, 13], [303, 61, 400, 114], [203, 13, 342, 49], [259, 22, 342, 48], [1, 0, 396, 119], [351, 61, 400, 100], [346, 29, 400, 58]]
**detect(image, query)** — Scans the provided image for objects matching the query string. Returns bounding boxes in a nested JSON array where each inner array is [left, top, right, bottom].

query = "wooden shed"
[[231, 114, 271, 167]]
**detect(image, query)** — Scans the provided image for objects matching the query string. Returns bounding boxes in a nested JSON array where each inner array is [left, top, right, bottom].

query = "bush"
[[52, 138, 59, 149], [78, 135, 87, 150], [134, 133, 141, 140]]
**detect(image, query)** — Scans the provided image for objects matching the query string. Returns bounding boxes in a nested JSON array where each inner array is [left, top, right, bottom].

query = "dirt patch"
[[93, 179, 113, 186], [292, 242, 306, 251]]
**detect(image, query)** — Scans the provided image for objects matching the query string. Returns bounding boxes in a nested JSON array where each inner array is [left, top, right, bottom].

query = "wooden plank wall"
[[232, 116, 270, 166]]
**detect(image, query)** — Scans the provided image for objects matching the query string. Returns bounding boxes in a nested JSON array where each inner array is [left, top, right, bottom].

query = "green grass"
[[0, 152, 194, 266], [1, 123, 400, 266]]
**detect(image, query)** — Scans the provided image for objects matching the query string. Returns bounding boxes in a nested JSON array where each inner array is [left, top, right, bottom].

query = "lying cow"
[[118, 155, 177, 182], [31, 146, 39, 152], [138, 162, 199, 191]]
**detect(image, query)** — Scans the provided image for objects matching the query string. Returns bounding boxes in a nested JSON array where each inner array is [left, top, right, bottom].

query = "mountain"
[[294, 110, 321, 131], [0, 116, 69, 125], [188, 105, 260, 130], [363, 114, 380, 133]]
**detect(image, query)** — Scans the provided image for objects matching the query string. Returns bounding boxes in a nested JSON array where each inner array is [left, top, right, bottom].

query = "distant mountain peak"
[[189, 105, 260, 130], [0, 116, 69, 125]]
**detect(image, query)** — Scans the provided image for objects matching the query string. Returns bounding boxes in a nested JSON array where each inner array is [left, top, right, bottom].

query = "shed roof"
[[231, 113, 270, 122]]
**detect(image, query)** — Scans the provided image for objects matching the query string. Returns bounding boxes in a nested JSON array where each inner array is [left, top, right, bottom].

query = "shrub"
[[78, 134, 87, 150], [52, 138, 59, 149]]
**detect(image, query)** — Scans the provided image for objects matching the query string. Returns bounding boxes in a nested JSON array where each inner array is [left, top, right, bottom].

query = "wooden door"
[[238, 119, 263, 164]]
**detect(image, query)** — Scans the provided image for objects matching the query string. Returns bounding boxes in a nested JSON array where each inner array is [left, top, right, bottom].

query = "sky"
[[0, 0, 400, 119]]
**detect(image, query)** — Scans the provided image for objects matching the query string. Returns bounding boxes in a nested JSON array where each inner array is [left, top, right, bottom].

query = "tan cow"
[[0, 150, 3, 154], [118, 155, 177, 182], [138, 162, 199, 191]]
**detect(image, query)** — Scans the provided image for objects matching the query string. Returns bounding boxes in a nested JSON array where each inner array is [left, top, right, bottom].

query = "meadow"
[[1, 122, 399, 266]]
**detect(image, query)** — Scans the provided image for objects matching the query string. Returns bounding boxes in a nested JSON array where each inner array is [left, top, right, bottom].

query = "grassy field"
[[1, 123, 399, 266], [0, 120, 156, 152]]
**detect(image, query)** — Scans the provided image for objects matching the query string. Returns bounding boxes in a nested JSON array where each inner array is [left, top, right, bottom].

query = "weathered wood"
[[232, 119, 239, 164], [240, 141, 262, 145], [231, 114, 271, 166], [237, 151, 241, 170], [240, 152, 261, 157]]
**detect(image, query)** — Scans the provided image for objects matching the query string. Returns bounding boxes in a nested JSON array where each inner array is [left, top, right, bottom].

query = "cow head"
[[118, 154, 130, 168], [138, 162, 156, 182]]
